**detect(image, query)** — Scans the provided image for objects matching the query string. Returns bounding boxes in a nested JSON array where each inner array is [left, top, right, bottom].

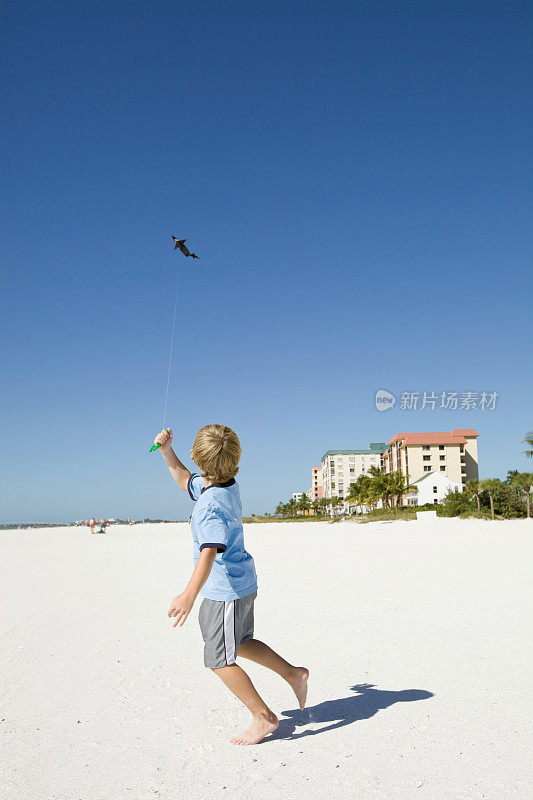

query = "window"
[[349, 456, 355, 462], [433, 499, 438, 505], [439, 445, 444, 451], [422, 445, 430, 451], [433, 486, 438, 493], [423, 455, 431, 462], [440, 455, 445, 461], [440, 466, 446, 471], [350, 468, 355, 473], [424, 466, 431, 472]]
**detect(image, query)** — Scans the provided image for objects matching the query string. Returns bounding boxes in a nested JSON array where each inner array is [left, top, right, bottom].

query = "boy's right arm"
[[153, 428, 191, 492]]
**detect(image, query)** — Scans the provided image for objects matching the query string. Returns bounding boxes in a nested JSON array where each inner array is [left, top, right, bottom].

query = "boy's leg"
[[237, 638, 309, 709], [212, 664, 278, 745]]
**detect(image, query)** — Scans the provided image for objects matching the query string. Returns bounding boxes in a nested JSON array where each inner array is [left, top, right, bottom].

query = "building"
[[382, 429, 479, 503], [292, 492, 305, 501], [311, 466, 323, 500], [321, 443, 387, 500], [404, 471, 463, 506]]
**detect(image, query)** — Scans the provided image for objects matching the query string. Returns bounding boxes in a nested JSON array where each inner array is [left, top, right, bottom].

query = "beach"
[[1, 518, 531, 800]]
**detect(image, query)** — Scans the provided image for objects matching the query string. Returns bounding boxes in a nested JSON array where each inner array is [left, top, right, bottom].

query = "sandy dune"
[[0, 518, 531, 800]]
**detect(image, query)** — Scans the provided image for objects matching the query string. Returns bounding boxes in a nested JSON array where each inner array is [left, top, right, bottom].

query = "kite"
[[148, 235, 200, 453], [171, 236, 199, 259]]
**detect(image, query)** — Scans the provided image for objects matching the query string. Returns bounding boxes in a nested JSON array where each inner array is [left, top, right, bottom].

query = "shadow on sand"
[[266, 682, 434, 741]]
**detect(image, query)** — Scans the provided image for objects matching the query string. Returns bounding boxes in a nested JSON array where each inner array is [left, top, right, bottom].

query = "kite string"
[[162, 261, 180, 428]]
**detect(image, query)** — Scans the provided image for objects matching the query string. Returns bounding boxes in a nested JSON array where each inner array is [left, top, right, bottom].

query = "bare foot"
[[288, 666, 309, 709], [230, 712, 279, 745]]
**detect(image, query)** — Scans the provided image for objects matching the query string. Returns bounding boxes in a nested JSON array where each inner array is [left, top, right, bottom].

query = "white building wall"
[[405, 471, 463, 506], [321, 451, 383, 500]]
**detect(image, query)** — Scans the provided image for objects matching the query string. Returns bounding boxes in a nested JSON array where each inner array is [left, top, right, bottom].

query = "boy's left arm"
[[168, 547, 217, 627]]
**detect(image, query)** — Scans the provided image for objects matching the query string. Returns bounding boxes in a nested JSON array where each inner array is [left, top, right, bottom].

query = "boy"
[[154, 424, 308, 745]]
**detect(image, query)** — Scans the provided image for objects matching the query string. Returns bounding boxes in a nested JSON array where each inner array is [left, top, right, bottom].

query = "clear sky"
[[1, 1, 532, 522]]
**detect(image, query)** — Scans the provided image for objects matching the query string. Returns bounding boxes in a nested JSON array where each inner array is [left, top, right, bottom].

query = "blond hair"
[[191, 424, 241, 483]]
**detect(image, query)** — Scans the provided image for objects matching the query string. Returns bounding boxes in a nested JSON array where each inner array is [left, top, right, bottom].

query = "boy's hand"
[[168, 591, 195, 627], [154, 428, 173, 454]]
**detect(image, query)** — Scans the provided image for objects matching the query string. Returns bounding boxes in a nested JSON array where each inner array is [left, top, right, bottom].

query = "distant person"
[[153, 425, 308, 746], [89, 518, 96, 534], [98, 519, 107, 534]]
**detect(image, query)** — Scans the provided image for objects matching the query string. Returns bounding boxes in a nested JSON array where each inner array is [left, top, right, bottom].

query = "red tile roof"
[[388, 430, 478, 446]]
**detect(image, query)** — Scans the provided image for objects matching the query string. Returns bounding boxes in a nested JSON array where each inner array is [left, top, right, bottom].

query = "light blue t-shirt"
[[187, 474, 258, 601]]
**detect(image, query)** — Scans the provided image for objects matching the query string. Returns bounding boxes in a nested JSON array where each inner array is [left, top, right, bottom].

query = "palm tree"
[[464, 480, 482, 513], [346, 477, 362, 514], [359, 474, 374, 513], [389, 470, 408, 507], [368, 466, 389, 508], [275, 502, 285, 517], [283, 498, 296, 517], [312, 498, 324, 516], [523, 432, 533, 458], [366, 466, 408, 509], [298, 493, 311, 515], [480, 478, 502, 520], [329, 495, 339, 518], [345, 482, 358, 515], [358, 476, 373, 511], [511, 473, 533, 518]]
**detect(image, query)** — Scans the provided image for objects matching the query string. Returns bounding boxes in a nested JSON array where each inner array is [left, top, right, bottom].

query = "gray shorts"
[[198, 591, 257, 668]]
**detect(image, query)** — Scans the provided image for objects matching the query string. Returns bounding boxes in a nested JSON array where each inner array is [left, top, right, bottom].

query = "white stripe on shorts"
[[223, 600, 236, 664]]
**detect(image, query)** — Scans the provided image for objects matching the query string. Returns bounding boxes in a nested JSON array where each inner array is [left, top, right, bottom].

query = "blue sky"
[[1, 1, 532, 522]]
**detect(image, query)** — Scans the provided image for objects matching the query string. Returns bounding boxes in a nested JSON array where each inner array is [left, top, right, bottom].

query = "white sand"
[[1, 518, 531, 800]]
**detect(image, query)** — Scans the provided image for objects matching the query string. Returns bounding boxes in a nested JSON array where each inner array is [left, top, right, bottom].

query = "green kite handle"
[[148, 429, 170, 453]]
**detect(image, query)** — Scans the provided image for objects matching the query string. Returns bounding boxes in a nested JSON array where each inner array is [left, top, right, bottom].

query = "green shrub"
[[491, 483, 526, 518], [440, 489, 473, 517], [440, 482, 527, 519]]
